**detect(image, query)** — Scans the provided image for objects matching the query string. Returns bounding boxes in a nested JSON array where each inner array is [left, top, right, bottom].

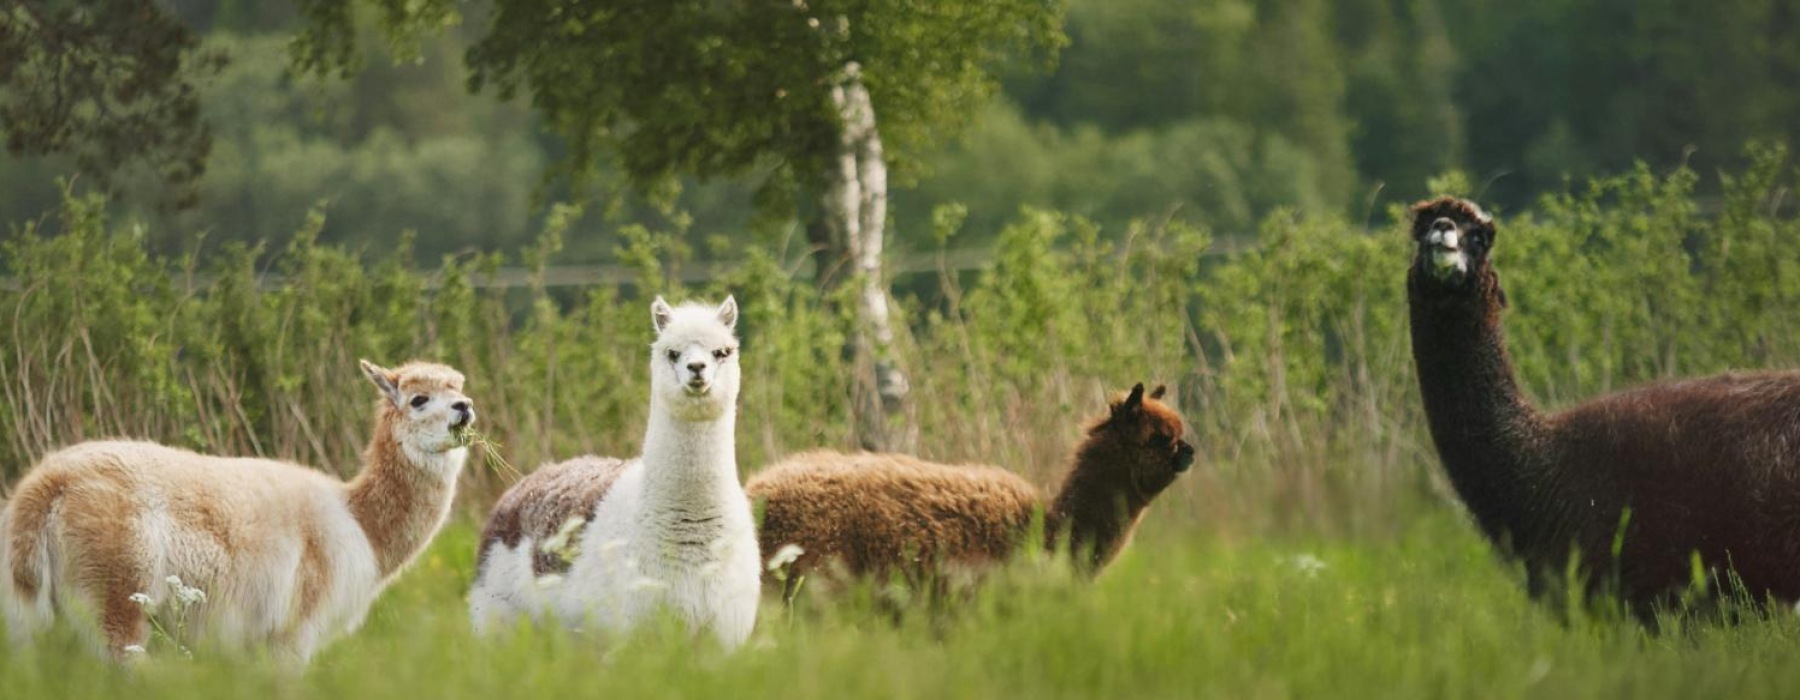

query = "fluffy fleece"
[[1410, 196, 1800, 617], [469, 296, 760, 649], [0, 360, 475, 663], [748, 383, 1194, 592]]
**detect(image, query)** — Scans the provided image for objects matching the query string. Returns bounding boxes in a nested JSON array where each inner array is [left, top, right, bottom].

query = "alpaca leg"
[[99, 587, 152, 662]]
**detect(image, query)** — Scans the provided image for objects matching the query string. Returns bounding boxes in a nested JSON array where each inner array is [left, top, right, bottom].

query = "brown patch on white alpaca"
[[53, 464, 151, 655], [478, 456, 632, 576], [6, 470, 68, 599], [747, 383, 1195, 586], [291, 522, 329, 631]]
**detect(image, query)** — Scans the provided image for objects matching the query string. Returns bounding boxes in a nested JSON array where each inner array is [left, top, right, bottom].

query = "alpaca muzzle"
[[1424, 219, 1469, 279], [1173, 441, 1196, 473]]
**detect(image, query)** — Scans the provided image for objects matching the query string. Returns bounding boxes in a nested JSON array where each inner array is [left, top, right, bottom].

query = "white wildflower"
[[128, 593, 153, 607], [165, 576, 207, 605], [766, 544, 805, 572], [122, 645, 147, 655], [1290, 554, 1328, 578]]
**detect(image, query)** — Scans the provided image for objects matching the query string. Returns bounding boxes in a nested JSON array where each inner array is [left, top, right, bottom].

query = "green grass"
[[7, 508, 1800, 699]]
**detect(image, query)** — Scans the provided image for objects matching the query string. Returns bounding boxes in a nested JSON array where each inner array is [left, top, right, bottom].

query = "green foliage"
[[0, 0, 226, 208], [3, 148, 1800, 527], [897, 101, 1335, 241], [294, 0, 1065, 208]]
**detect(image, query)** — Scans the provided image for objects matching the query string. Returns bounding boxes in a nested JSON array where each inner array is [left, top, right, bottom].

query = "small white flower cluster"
[[765, 544, 804, 572], [126, 576, 207, 659], [1289, 554, 1329, 578], [167, 576, 208, 606]]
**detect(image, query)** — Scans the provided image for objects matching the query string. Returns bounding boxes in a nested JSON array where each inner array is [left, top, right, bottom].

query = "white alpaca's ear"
[[716, 295, 738, 330], [360, 359, 403, 408], [652, 296, 674, 333]]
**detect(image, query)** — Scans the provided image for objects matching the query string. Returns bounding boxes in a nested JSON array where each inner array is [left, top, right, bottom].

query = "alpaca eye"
[[713, 347, 733, 361], [1148, 435, 1171, 450], [409, 395, 429, 409], [667, 350, 681, 363]]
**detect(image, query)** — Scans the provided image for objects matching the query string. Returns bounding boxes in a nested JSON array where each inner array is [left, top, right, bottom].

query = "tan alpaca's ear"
[[1149, 384, 1167, 400], [716, 295, 738, 330], [360, 359, 402, 407], [652, 296, 674, 333]]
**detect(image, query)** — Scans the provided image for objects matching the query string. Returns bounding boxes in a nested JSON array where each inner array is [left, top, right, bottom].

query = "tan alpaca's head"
[[1409, 196, 1497, 290], [648, 295, 741, 422], [1091, 383, 1195, 498], [360, 359, 477, 454]]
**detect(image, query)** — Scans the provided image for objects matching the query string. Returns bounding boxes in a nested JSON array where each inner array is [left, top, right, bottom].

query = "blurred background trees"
[[6, 0, 1798, 257]]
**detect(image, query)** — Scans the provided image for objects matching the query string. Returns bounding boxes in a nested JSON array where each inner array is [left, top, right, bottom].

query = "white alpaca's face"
[[362, 360, 477, 454], [649, 296, 741, 422]]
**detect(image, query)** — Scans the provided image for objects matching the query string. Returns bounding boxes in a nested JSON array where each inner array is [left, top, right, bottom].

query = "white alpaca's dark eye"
[[667, 350, 681, 363], [713, 348, 733, 361], [409, 395, 429, 409]]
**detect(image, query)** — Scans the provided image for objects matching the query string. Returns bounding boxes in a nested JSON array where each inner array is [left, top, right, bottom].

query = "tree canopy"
[[293, 0, 1065, 208]]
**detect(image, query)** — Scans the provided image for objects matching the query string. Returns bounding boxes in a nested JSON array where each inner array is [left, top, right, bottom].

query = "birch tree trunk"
[[818, 62, 914, 452]]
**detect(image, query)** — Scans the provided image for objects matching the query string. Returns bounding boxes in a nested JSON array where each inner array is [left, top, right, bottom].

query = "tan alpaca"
[[0, 360, 475, 664], [749, 383, 1194, 594]]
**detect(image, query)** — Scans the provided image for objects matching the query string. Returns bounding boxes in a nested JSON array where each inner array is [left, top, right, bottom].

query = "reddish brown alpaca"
[[749, 383, 1194, 593], [1409, 196, 1800, 618]]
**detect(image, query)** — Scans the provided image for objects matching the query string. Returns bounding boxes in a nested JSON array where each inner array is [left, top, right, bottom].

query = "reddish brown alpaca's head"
[[1087, 383, 1195, 498], [1409, 196, 1502, 304], [1051, 383, 1195, 572]]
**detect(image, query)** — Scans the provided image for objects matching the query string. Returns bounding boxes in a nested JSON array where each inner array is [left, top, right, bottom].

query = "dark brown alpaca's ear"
[[1112, 383, 1147, 419], [1149, 384, 1167, 400]]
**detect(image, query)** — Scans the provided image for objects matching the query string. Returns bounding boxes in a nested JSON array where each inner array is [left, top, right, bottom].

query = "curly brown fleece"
[[747, 383, 1194, 589]]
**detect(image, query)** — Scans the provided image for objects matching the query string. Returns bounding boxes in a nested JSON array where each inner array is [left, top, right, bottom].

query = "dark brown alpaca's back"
[[1547, 371, 1800, 603]]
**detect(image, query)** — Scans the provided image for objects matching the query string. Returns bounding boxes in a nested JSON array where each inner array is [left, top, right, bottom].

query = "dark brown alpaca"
[[748, 384, 1194, 593], [1409, 196, 1800, 618]]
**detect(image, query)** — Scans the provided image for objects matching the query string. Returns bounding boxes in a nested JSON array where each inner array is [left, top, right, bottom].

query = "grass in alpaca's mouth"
[[461, 429, 523, 482]]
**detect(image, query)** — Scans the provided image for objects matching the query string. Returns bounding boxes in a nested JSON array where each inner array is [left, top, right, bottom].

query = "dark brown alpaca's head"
[[1088, 383, 1195, 499], [1408, 196, 1501, 302]]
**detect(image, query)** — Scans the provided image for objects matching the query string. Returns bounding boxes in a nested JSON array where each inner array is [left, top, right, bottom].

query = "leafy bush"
[[3, 147, 1798, 536]]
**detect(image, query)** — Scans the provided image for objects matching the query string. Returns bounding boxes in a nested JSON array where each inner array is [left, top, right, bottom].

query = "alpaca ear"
[[1113, 383, 1147, 418], [1149, 384, 1167, 400], [360, 360, 402, 407], [651, 296, 674, 333], [716, 295, 739, 330]]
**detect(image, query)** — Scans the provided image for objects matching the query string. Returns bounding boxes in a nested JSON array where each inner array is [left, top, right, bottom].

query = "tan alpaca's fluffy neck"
[[1044, 438, 1150, 573], [345, 412, 461, 579]]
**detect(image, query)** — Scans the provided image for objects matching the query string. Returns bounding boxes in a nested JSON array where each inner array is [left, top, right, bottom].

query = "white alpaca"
[[0, 360, 475, 664], [469, 296, 760, 649]]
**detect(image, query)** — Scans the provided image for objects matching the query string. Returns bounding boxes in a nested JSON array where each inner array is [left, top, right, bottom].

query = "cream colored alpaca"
[[0, 360, 475, 664]]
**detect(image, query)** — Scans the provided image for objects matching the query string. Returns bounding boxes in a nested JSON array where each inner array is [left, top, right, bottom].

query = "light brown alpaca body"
[[1, 361, 474, 664], [748, 384, 1194, 590]]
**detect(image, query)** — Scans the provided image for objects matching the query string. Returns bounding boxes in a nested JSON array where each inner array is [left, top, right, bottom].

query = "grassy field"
[[7, 502, 1800, 699]]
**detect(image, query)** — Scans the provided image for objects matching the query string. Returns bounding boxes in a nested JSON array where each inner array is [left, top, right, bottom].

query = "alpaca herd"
[[8, 195, 1800, 665]]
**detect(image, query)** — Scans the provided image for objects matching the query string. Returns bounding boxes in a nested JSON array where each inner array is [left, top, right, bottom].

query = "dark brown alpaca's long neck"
[[346, 423, 455, 579], [1409, 273, 1554, 552], [1044, 442, 1147, 573]]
